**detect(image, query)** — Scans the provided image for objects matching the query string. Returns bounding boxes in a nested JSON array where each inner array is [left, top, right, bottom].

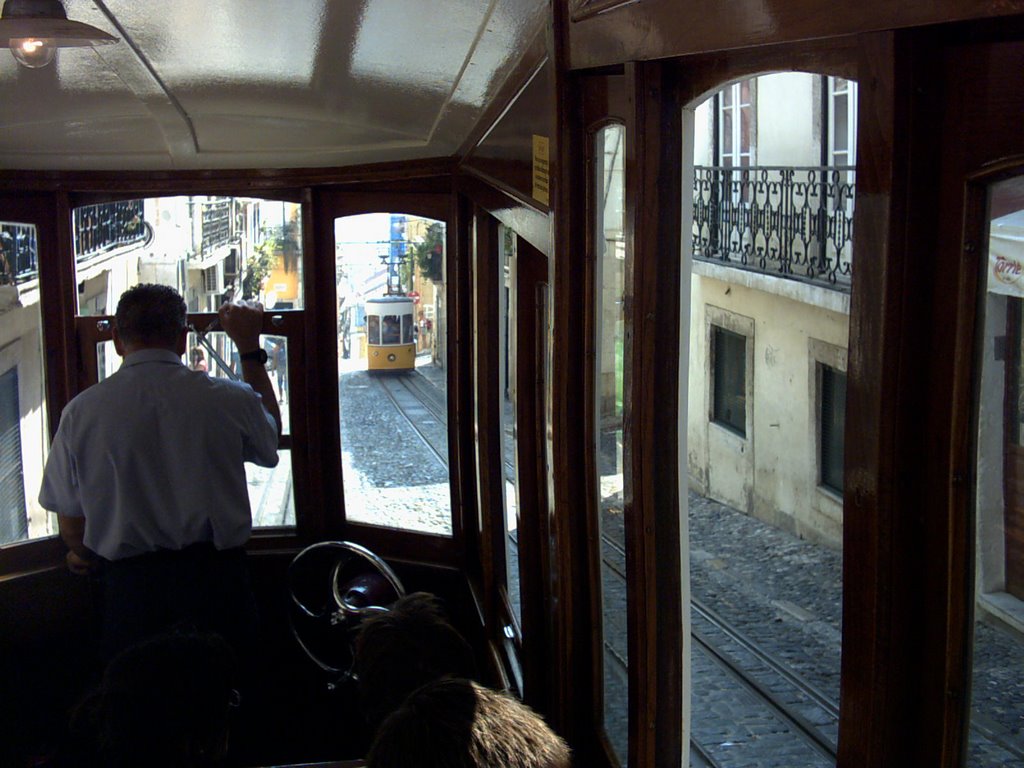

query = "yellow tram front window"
[[335, 213, 452, 535], [381, 314, 401, 344]]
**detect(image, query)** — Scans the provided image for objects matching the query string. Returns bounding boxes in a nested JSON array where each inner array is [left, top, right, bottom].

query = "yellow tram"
[[365, 296, 416, 374]]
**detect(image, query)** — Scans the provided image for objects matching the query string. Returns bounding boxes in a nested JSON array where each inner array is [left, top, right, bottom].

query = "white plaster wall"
[[693, 100, 713, 165], [0, 287, 53, 541], [701, 304, 755, 515], [976, 292, 1007, 595], [755, 73, 819, 166], [688, 272, 849, 547]]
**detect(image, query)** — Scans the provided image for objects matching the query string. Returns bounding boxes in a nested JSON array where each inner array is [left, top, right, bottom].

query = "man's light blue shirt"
[[39, 348, 279, 560]]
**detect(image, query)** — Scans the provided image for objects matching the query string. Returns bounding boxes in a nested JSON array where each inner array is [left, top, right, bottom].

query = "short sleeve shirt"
[[39, 349, 279, 560]]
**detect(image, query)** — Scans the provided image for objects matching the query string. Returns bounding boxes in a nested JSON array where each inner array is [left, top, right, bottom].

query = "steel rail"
[[374, 375, 448, 471]]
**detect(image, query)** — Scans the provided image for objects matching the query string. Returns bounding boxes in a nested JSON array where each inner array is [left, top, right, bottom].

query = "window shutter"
[[0, 368, 27, 545]]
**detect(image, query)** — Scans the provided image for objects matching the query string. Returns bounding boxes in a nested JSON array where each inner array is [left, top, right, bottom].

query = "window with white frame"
[[718, 79, 755, 169], [827, 76, 858, 169]]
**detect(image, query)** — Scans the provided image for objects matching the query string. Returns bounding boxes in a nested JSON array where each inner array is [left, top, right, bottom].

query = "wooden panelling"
[[454, 172, 551, 256], [547, 1, 604, 758], [674, 36, 860, 106], [462, 55, 555, 212], [470, 208, 508, 638], [512, 237, 554, 710], [623, 60, 684, 768], [569, 0, 1024, 69], [0, 158, 456, 194]]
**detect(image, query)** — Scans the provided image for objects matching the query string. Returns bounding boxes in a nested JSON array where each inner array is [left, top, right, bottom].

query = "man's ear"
[[175, 327, 188, 356], [112, 327, 125, 357]]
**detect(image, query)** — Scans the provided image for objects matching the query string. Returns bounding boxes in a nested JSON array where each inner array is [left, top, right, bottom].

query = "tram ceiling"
[[0, 0, 546, 172]]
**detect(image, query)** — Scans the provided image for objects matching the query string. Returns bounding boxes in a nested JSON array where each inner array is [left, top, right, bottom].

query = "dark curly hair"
[[354, 592, 478, 731]]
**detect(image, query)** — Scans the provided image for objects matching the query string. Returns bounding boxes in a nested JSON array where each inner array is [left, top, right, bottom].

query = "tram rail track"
[[374, 372, 449, 471], [601, 530, 840, 763]]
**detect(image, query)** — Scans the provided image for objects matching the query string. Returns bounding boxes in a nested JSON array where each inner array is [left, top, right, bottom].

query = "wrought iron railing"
[[0, 222, 38, 286], [692, 166, 855, 291], [200, 199, 233, 255], [73, 199, 150, 260]]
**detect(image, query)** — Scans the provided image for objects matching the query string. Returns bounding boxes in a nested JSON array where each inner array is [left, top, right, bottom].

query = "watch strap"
[[239, 348, 268, 364]]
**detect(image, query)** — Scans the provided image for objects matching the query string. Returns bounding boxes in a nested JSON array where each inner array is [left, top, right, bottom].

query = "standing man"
[[39, 284, 281, 658]]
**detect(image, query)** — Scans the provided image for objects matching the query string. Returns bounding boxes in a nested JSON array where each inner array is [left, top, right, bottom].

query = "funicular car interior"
[[2, 1, 1024, 767]]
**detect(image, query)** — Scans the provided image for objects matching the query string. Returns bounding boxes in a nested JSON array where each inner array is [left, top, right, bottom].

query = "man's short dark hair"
[[114, 283, 187, 348], [367, 678, 571, 768], [354, 592, 478, 730]]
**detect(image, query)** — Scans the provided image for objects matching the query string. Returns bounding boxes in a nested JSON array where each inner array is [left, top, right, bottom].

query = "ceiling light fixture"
[[0, 0, 116, 69]]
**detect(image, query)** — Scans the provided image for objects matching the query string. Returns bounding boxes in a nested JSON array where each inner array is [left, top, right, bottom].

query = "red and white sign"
[[407, 291, 420, 304]]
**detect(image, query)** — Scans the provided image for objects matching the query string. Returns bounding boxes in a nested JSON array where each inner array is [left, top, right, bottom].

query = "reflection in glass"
[[499, 226, 522, 630], [594, 123, 628, 764], [1, 221, 52, 545], [73, 196, 304, 316], [335, 214, 452, 535], [969, 178, 1024, 766]]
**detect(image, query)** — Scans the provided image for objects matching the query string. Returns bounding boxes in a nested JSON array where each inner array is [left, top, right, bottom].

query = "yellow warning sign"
[[532, 135, 550, 206]]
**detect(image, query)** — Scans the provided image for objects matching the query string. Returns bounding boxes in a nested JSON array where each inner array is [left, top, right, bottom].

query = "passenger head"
[[95, 630, 238, 768], [353, 591, 477, 730], [114, 283, 188, 352], [367, 678, 571, 768]]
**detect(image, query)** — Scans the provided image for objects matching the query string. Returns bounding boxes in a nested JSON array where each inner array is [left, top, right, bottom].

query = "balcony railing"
[[74, 199, 150, 261], [0, 222, 38, 286], [200, 199, 233, 255], [692, 165, 855, 292]]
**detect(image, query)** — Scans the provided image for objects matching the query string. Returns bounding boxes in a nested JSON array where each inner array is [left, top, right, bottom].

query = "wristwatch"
[[239, 348, 268, 364]]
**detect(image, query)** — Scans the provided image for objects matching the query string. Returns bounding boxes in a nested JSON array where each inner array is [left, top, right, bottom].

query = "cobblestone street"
[[337, 355, 452, 535], [265, 350, 1023, 767], [688, 492, 1023, 768]]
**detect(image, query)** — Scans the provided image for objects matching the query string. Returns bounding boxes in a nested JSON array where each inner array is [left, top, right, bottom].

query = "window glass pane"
[[833, 96, 849, 154], [1, 221, 53, 546], [722, 108, 734, 155], [594, 123, 628, 764], [969, 178, 1024, 766], [499, 226, 522, 630], [712, 326, 746, 436], [247, 448, 295, 527], [689, 74, 853, 768], [335, 214, 451, 535], [820, 365, 846, 494], [73, 197, 304, 315]]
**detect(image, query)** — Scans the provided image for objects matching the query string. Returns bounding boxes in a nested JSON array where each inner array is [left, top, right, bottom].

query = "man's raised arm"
[[218, 300, 282, 437]]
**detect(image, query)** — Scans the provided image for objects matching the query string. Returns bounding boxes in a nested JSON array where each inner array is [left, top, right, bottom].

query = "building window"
[[0, 367, 28, 545], [819, 363, 846, 494], [827, 76, 857, 169], [718, 79, 755, 168], [712, 325, 746, 436]]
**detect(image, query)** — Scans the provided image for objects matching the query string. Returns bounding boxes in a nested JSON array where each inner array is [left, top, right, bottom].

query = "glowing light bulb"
[[10, 37, 56, 68]]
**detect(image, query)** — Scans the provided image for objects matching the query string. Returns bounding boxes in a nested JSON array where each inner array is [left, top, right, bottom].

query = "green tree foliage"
[[241, 223, 297, 301], [411, 223, 445, 282]]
